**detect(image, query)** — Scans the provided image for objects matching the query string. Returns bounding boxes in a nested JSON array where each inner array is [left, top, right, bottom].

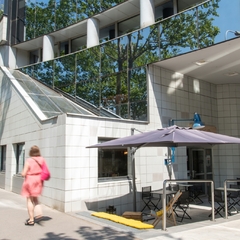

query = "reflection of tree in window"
[[21, 0, 220, 122]]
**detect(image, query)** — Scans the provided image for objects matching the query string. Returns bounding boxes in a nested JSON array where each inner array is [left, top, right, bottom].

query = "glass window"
[[0, 0, 5, 18], [30, 49, 42, 64], [55, 0, 77, 30], [101, 35, 128, 76], [98, 139, 129, 181], [155, 1, 174, 21], [129, 67, 147, 121], [0, 145, 6, 172], [101, 71, 128, 118], [54, 54, 75, 93], [159, 7, 198, 59], [71, 35, 87, 53], [34, 60, 54, 87], [129, 25, 160, 69], [100, 24, 115, 43], [60, 41, 69, 56], [177, 0, 205, 12], [118, 15, 140, 36], [35, 0, 55, 38], [15, 143, 25, 174]]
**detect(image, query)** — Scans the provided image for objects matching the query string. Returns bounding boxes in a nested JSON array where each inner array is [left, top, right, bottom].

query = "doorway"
[[187, 148, 213, 194]]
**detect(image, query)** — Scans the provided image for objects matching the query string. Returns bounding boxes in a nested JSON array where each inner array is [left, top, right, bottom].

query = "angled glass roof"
[[1, 67, 94, 119]]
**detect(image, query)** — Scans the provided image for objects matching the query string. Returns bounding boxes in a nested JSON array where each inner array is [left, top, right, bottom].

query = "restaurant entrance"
[[187, 148, 213, 194]]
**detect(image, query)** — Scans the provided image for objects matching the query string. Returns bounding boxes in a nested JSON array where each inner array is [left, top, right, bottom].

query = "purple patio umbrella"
[[87, 125, 240, 149]]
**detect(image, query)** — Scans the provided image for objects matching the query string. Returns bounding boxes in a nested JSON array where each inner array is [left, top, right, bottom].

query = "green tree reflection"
[[21, 0, 220, 120]]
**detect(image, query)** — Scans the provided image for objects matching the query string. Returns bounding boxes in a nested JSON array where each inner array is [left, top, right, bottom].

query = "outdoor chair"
[[237, 178, 240, 186], [189, 183, 204, 204], [174, 190, 192, 222], [141, 186, 160, 212], [208, 189, 225, 217], [228, 184, 240, 211], [150, 190, 182, 228]]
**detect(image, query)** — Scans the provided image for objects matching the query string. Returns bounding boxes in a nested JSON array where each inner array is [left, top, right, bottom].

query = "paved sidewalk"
[[1, 188, 240, 240], [0, 189, 139, 240]]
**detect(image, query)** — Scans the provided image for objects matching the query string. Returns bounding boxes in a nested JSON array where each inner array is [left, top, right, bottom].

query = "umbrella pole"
[[131, 147, 137, 211]]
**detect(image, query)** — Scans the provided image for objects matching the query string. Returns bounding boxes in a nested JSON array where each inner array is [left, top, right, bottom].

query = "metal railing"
[[223, 179, 240, 219], [162, 179, 215, 231]]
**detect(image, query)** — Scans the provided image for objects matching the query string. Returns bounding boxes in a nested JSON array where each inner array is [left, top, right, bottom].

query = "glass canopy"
[[2, 68, 95, 118]]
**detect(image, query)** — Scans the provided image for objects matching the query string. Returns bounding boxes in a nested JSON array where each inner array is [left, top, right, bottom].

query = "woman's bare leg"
[[26, 197, 34, 222], [33, 197, 42, 218]]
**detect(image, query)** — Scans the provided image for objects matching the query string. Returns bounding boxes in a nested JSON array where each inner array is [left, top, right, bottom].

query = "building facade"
[[0, 0, 240, 213]]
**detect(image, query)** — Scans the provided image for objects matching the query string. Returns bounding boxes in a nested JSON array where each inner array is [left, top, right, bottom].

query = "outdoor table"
[[178, 183, 193, 191], [151, 189, 177, 210], [216, 187, 240, 192]]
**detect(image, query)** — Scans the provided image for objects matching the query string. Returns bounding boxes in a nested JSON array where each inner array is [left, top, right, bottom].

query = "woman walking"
[[21, 145, 46, 226]]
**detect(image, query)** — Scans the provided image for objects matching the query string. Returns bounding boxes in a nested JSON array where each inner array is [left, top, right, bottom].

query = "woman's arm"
[[21, 161, 30, 177]]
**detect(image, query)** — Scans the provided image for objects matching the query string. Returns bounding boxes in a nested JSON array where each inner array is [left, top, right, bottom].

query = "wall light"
[[225, 30, 240, 40], [169, 112, 205, 129]]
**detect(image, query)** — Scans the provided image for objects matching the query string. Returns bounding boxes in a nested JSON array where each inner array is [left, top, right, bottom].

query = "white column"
[[42, 35, 55, 61], [87, 18, 99, 48], [173, 0, 178, 14], [0, 46, 17, 69], [140, 0, 155, 28]]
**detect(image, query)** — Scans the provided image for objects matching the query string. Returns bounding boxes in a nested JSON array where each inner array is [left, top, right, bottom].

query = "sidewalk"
[[1, 188, 240, 240]]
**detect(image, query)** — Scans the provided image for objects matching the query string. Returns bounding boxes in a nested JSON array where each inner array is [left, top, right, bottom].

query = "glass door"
[[187, 148, 213, 194]]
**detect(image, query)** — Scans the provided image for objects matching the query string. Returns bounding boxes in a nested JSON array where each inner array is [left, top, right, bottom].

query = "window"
[[15, 143, 25, 174], [60, 40, 69, 56], [99, 24, 115, 43], [177, 0, 205, 12], [71, 35, 87, 53], [155, 1, 174, 21], [0, 145, 6, 172], [98, 139, 130, 181], [118, 15, 140, 36], [30, 49, 42, 64]]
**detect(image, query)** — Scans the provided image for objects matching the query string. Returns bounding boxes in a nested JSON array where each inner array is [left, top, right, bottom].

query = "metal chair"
[[228, 184, 240, 212], [208, 189, 225, 217], [174, 190, 192, 222], [189, 183, 204, 204], [141, 186, 160, 212]]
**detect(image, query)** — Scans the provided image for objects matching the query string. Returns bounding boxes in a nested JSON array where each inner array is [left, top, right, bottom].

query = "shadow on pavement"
[[38, 226, 138, 240], [35, 216, 52, 226], [76, 226, 138, 240]]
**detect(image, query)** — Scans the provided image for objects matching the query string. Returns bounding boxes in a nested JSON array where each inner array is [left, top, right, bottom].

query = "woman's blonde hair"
[[29, 145, 41, 157]]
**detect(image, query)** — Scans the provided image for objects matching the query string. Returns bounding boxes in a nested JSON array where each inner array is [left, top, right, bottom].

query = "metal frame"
[[223, 179, 240, 219], [162, 179, 215, 231]]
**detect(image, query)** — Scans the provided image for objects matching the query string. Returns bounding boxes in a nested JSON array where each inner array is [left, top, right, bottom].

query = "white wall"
[[149, 64, 240, 188], [15, 48, 30, 68], [0, 71, 67, 210], [216, 84, 240, 187]]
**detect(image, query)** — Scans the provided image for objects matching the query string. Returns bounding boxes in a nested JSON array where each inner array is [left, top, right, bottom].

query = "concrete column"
[[0, 45, 17, 68], [173, 0, 178, 14], [140, 0, 155, 28], [42, 35, 55, 61], [87, 18, 99, 48]]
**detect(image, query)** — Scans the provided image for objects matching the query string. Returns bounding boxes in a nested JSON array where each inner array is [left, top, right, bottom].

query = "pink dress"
[[21, 156, 45, 197]]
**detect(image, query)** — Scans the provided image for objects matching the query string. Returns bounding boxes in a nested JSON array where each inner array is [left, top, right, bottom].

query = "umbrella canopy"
[[87, 125, 240, 149]]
